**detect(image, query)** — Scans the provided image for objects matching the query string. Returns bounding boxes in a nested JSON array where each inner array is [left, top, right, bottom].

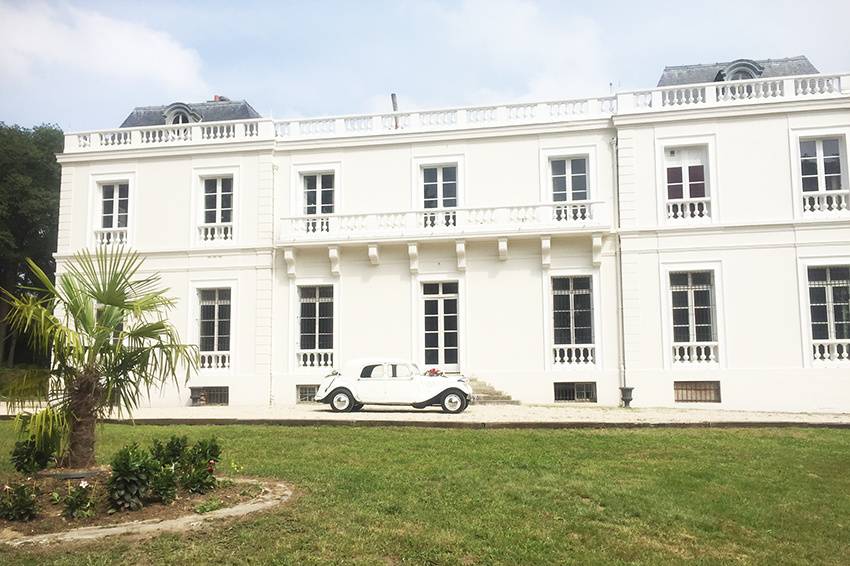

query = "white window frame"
[[192, 165, 240, 245], [288, 277, 340, 373], [797, 255, 850, 367], [411, 272, 467, 372], [411, 155, 465, 210], [188, 278, 238, 377], [791, 129, 849, 219], [539, 145, 598, 204], [290, 162, 342, 217], [654, 134, 719, 225], [541, 267, 603, 370], [88, 172, 135, 247], [659, 260, 727, 369]]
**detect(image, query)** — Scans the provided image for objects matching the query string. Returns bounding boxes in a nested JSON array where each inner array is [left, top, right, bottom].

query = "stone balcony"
[[62, 73, 850, 153]]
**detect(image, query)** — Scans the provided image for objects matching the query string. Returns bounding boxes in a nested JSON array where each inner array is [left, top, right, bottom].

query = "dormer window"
[[715, 59, 764, 82], [163, 103, 199, 126], [171, 112, 190, 124]]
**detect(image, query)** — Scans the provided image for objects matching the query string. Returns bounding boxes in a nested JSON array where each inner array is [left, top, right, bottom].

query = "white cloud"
[[0, 1, 208, 94], [436, 0, 612, 102]]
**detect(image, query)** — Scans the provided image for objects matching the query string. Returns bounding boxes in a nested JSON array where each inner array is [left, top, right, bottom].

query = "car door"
[[384, 363, 420, 403], [356, 363, 388, 403]]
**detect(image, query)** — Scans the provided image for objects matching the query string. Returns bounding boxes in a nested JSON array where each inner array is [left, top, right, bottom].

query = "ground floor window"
[[299, 286, 334, 350], [198, 288, 231, 370], [674, 381, 721, 403], [552, 276, 593, 345], [808, 265, 850, 361], [423, 282, 459, 368], [554, 382, 597, 402], [190, 386, 229, 406], [670, 271, 718, 363], [296, 384, 319, 403]]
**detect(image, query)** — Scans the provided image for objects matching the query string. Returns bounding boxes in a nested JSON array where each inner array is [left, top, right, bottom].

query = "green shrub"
[[107, 443, 158, 511], [179, 460, 217, 494], [0, 483, 39, 521], [150, 465, 177, 504], [189, 437, 221, 464], [10, 438, 55, 474], [150, 435, 188, 467], [62, 480, 95, 519]]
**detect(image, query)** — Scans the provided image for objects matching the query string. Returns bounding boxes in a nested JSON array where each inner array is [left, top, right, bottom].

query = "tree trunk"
[[0, 263, 18, 367], [66, 372, 101, 468], [6, 331, 17, 366]]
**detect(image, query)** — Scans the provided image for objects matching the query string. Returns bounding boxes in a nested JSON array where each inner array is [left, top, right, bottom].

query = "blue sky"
[[2, 0, 849, 131]]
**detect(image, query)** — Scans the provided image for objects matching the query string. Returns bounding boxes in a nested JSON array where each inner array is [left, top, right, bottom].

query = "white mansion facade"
[[56, 57, 850, 412]]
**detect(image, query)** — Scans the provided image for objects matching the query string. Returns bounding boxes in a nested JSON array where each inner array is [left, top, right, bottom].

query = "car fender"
[[412, 387, 469, 409]]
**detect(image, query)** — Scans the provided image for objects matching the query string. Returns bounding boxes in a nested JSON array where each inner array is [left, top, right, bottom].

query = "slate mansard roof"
[[120, 98, 262, 128], [657, 56, 819, 87]]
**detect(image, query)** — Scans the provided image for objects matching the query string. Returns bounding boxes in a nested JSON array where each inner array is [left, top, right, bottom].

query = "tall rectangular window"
[[199, 289, 231, 353], [423, 282, 459, 367], [808, 266, 850, 341], [101, 183, 129, 229], [800, 139, 844, 193], [670, 271, 715, 343], [665, 147, 709, 220], [423, 165, 457, 228], [552, 276, 594, 345], [299, 286, 334, 350], [303, 174, 334, 215], [550, 157, 588, 202], [203, 177, 233, 224]]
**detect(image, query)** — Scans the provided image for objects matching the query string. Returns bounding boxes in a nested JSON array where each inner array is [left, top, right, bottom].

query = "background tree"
[[0, 123, 64, 367], [2, 248, 197, 468]]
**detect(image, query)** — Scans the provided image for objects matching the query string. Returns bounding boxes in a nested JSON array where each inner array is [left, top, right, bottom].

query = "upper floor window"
[[198, 288, 231, 370], [552, 276, 595, 365], [423, 165, 457, 228], [670, 271, 718, 363], [200, 177, 234, 242], [171, 112, 190, 124], [95, 183, 129, 246], [808, 266, 850, 362], [551, 157, 588, 202], [304, 173, 335, 215], [665, 146, 710, 221], [800, 138, 848, 215]]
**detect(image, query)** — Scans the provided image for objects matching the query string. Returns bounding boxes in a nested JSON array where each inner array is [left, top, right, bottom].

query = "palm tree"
[[1, 247, 197, 468]]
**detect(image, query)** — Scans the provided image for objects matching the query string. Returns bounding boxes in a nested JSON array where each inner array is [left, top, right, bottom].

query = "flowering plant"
[[425, 368, 444, 377], [63, 479, 95, 519]]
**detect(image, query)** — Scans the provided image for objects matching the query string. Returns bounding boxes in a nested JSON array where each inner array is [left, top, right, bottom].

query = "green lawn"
[[1, 422, 849, 565]]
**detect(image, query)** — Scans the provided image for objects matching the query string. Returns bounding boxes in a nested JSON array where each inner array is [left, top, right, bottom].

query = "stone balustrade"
[[672, 342, 719, 364], [552, 345, 596, 365], [812, 339, 850, 363], [297, 350, 335, 368]]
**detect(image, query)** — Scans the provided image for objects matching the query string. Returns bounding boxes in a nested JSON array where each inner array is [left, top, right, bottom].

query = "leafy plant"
[[10, 437, 55, 473], [107, 443, 158, 511], [150, 465, 177, 504], [0, 482, 39, 521], [1, 248, 198, 468], [194, 498, 224, 514], [180, 460, 217, 494], [189, 437, 221, 464], [150, 435, 188, 467], [62, 480, 95, 519]]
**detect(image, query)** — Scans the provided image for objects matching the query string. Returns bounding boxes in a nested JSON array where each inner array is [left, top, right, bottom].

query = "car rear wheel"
[[441, 391, 467, 414], [330, 390, 355, 412]]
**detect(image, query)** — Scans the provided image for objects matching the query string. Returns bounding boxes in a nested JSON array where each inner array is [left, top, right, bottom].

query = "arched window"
[[171, 112, 190, 124]]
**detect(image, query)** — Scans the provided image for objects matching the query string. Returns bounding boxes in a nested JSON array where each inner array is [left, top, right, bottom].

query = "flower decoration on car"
[[425, 368, 444, 377]]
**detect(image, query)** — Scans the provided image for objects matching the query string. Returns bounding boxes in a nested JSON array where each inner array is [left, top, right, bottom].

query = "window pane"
[[442, 282, 458, 294], [443, 299, 457, 314], [423, 284, 439, 296], [810, 305, 828, 323], [304, 175, 316, 190], [695, 326, 713, 342], [571, 175, 587, 192], [668, 184, 683, 200], [423, 168, 437, 183], [671, 290, 689, 308], [689, 182, 706, 198], [221, 177, 232, 192], [667, 167, 683, 184], [811, 323, 829, 340], [551, 159, 566, 176], [425, 333, 438, 348], [673, 327, 690, 342], [801, 159, 818, 176], [799, 140, 816, 158], [425, 350, 439, 364], [692, 272, 712, 286], [831, 267, 850, 281], [670, 273, 689, 286], [808, 267, 828, 282], [444, 349, 458, 364], [118, 184, 128, 198], [823, 139, 840, 157], [321, 175, 334, 189], [802, 177, 819, 192], [688, 165, 704, 183], [571, 158, 586, 174], [442, 166, 457, 182]]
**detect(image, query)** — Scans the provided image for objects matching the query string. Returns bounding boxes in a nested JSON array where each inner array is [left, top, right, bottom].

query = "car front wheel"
[[330, 390, 355, 412], [441, 391, 467, 414]]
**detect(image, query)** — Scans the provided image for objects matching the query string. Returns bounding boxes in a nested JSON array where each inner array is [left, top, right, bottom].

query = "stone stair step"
[[466, 377, 518, 405]]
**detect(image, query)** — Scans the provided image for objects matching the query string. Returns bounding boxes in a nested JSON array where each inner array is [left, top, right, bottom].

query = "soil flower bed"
[[0, 470, 263, 537]]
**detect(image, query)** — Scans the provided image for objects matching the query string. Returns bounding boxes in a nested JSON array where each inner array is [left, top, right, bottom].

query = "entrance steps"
[[465, 377, 520, 405]]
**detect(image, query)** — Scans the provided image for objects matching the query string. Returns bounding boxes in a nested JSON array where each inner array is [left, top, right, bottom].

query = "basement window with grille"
[[554, 382, 597, 403], [296, 384, 319, 403], [674, 381, 721, 403], [190, 386, 229, 406]]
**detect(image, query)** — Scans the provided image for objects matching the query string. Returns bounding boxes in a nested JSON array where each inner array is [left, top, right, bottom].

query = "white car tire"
[[441, 390, 467, 414], [330, 390, 355, 412]]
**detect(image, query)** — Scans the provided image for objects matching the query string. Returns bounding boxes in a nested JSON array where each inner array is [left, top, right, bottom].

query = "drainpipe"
[[610, 135, 631, 407]]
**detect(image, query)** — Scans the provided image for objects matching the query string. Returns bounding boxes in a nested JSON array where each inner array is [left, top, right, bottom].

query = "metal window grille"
[[674, 381, 721, 403], [670, 271, 716, 343], [190, 386, 229, 406], [808, 266, 850, 340], [554, 382, 597, 402], [299, 286, 334, 350], [199, 288, 231, 353], [552, 276, 593, 346], [296, 385, 319, 403], [203, 177, 233, 224]]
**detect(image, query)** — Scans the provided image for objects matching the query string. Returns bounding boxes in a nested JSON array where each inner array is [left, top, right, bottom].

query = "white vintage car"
[[314, 358, 473, 413]]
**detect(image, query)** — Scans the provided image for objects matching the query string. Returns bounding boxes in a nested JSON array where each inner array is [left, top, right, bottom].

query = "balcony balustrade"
[[94, 227, 128, 246], [296, 349, 335, 369], [552, 345, 596, 365], [280, 201, 603, 243], [666, 197, 712, 221], [672, 342, 719, 364], [802, 190, 850, 216], [812, 339, 850, 362], [198, 223, 234, 243], [199, 351, 231, 370]]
